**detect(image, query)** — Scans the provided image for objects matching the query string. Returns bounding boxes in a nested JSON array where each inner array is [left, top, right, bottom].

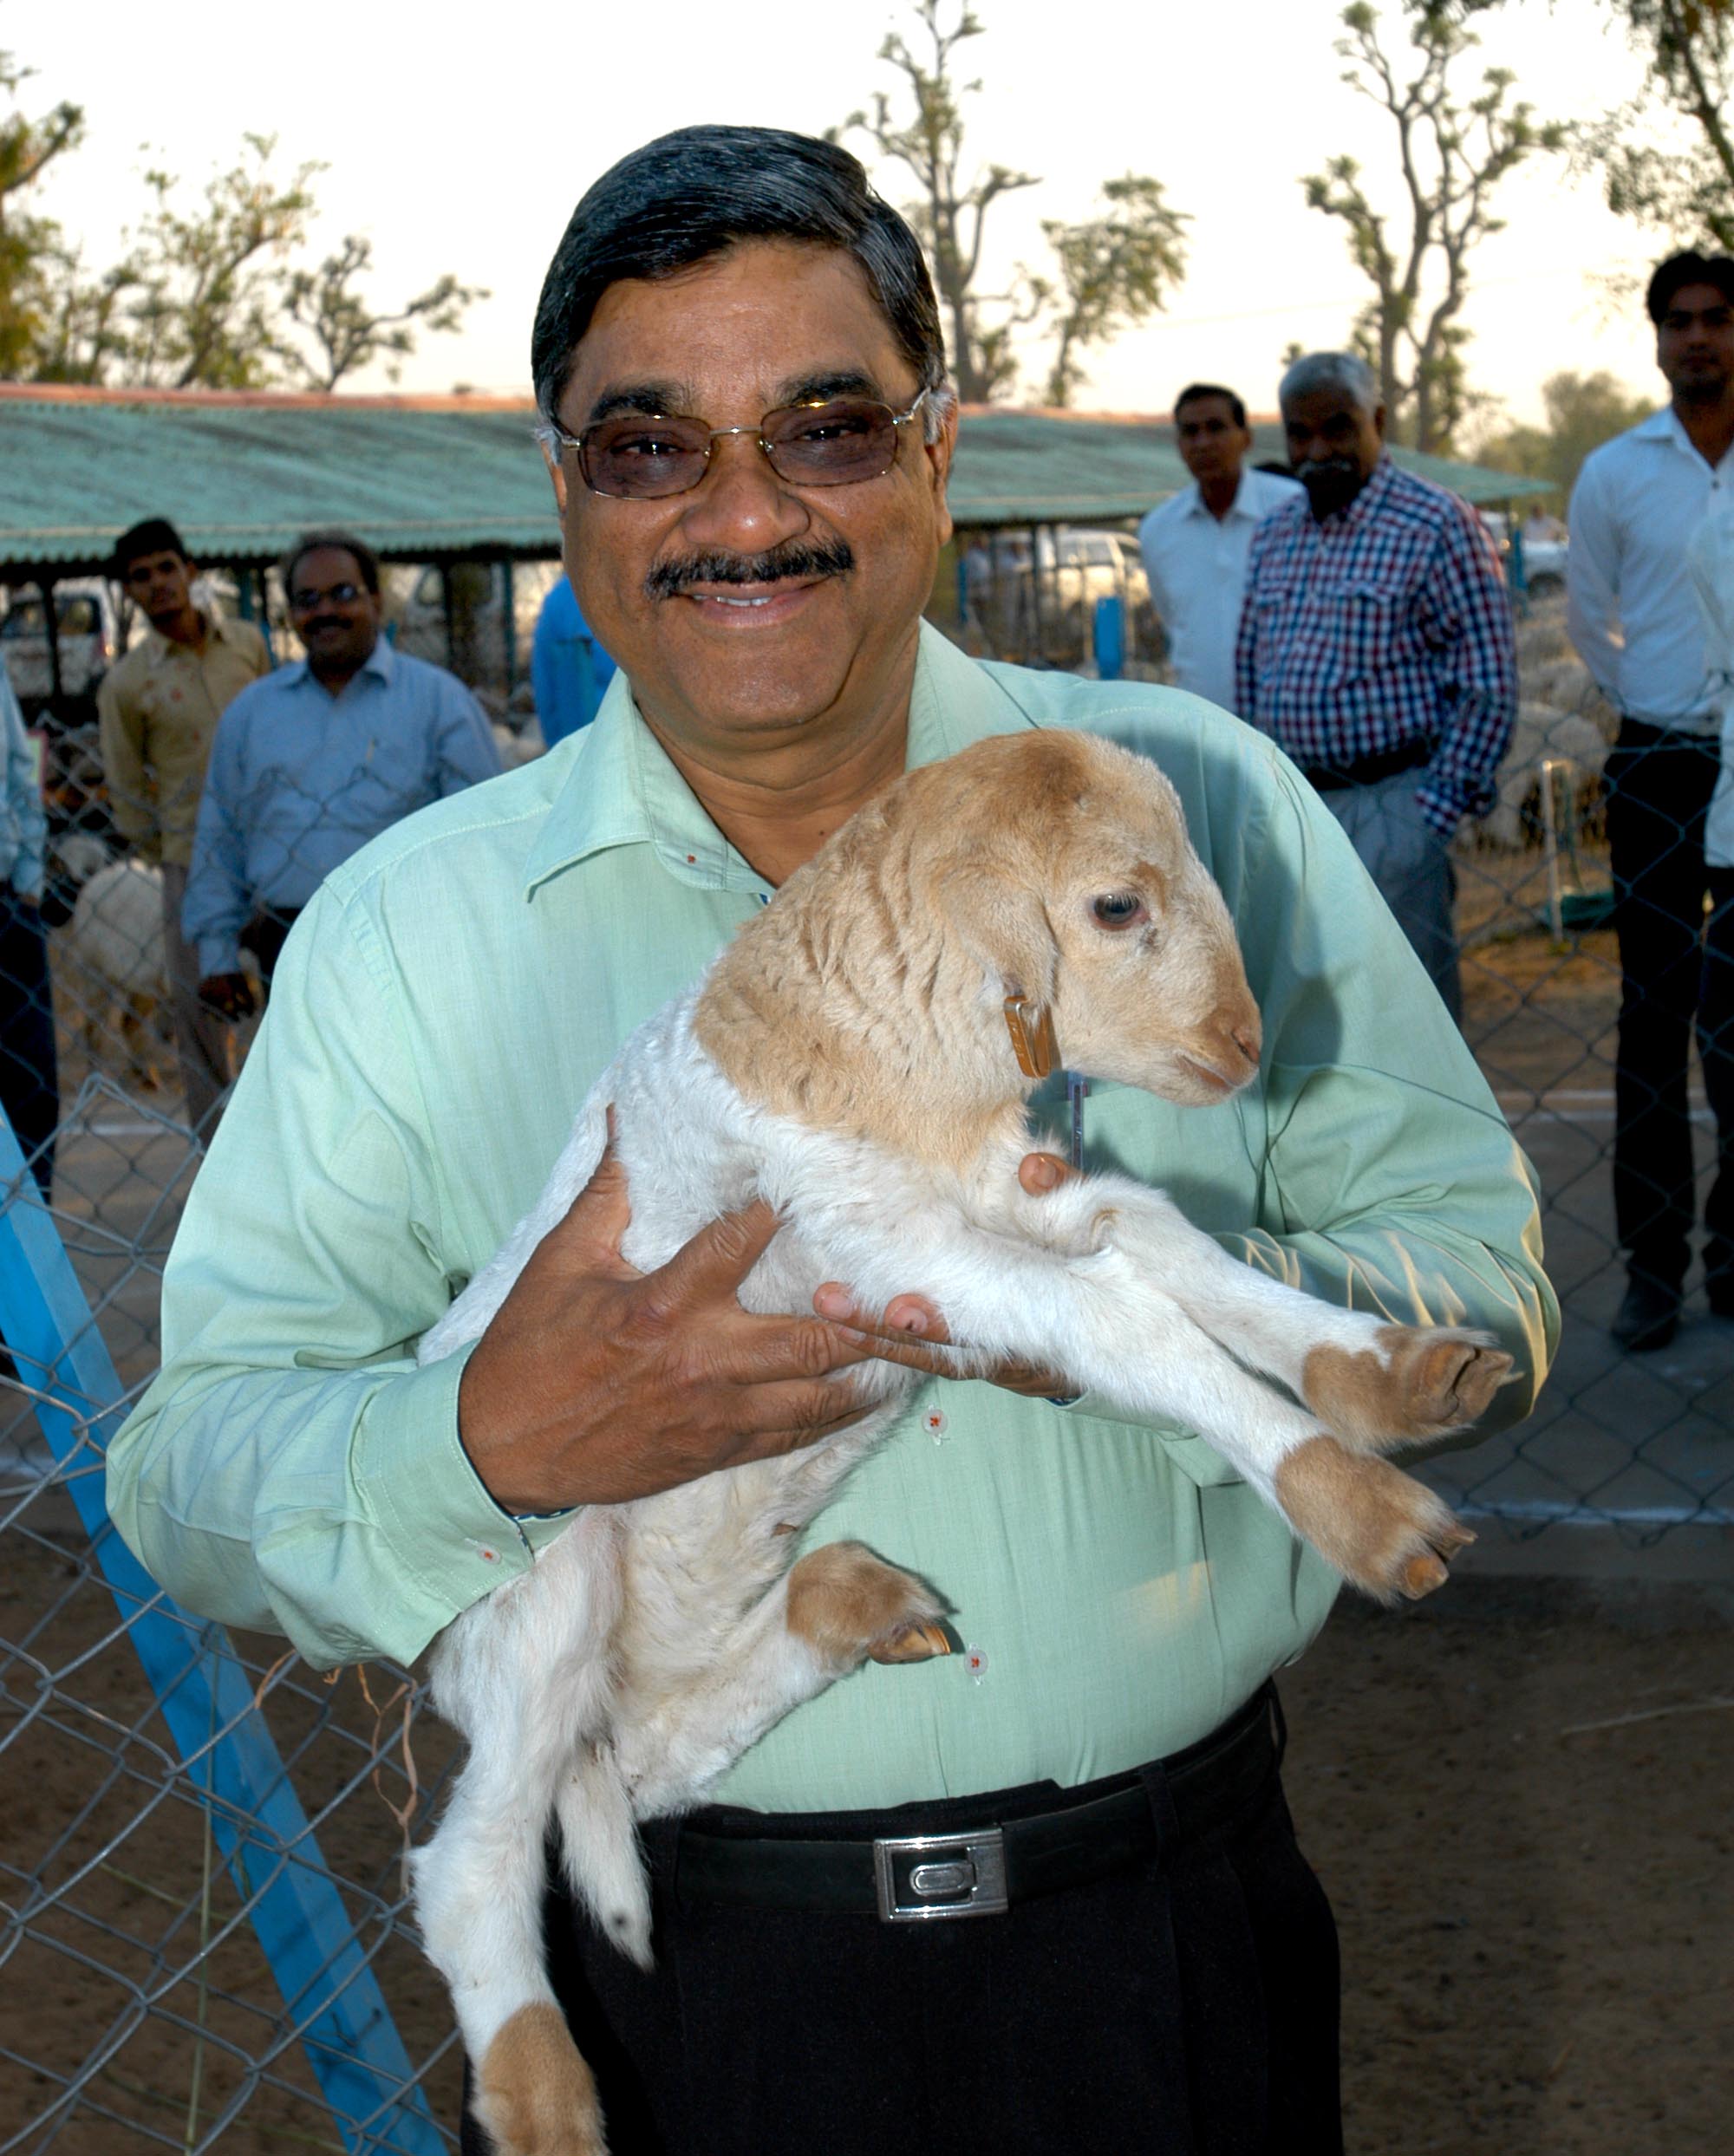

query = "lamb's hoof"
[[1304, 1327, 1515, 1453], [1274, 1435, 1474, 1605], [869, 1619, 954, 1665], [786, 1542, 950, 1671], [477, 2003, 607, 2156]]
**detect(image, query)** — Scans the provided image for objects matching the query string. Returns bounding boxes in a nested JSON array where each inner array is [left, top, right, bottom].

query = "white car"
[[1, 580, 121, 709]]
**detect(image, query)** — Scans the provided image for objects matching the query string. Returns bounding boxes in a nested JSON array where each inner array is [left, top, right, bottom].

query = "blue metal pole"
[[0, 1116, 444, 2156], [1092, 594, 1125, 681]]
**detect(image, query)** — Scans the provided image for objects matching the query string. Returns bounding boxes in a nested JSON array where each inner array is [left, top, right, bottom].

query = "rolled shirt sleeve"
[[1566, 454, 1624, 703], [434, 676, 506, 795], [181, 720, 253, 979], [1414, 507, 1519, 834], [106, 885, 562, 1668]]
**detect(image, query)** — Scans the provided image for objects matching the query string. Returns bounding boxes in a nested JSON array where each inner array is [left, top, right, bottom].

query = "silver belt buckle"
[[872, 1827, 1008, 1922]]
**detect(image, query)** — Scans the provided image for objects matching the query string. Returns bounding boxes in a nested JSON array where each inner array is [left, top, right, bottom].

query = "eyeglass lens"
[[291, 582, 362, 609], [578, 400, 906, 500]]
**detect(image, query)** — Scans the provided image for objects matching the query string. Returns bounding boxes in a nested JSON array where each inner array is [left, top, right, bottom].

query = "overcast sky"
[[15, 0, 1681, 427]]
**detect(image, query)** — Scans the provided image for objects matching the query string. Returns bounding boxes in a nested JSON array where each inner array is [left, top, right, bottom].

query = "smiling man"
[[181, 531, 501, 1021], [108, 130, 1555, 2156]]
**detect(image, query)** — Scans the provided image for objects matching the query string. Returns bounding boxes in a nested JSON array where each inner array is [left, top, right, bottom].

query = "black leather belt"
[[1298, 738, 1432, 791], [674, 1685, 1281, 1923]]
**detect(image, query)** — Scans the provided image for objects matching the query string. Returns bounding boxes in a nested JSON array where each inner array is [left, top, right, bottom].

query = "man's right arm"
[[107, 893, 924, 1670], [1566, 452, 1623, 700], [95, 670, 155, 856], [181, 719, 253, 979]]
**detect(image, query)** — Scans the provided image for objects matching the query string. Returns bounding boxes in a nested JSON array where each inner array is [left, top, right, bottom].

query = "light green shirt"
[[106, 625, 1556, 1811]]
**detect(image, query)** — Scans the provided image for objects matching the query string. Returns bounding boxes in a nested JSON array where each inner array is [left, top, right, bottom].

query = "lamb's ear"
[[939, 870, 1059, 1005]]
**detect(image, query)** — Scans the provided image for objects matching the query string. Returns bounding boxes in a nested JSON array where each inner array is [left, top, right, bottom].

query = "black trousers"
[[0, 889, 59, 1197], [1604, 720, 1731, 1286], [1700, 870, 1734, 1295], [460, 1707, 1341, 2156]]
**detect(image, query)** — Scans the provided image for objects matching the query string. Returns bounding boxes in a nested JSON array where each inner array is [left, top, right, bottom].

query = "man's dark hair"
[[280, 530, 381, 598], [1646, 250, 1734, 324], [1173, 382, 1248, 429], [531, 126, 948, 427], [112, 518, 190, 575]]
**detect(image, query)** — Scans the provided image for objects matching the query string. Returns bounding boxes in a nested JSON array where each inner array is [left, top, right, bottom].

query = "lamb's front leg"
[[617, 1541, 951, 1818], [1030, 1176, 1514, 1456], [836, 1225, 1470, 1602]]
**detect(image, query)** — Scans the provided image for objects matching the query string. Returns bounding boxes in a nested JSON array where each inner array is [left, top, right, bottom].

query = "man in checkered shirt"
[[1235, 351, 1517, 1022]]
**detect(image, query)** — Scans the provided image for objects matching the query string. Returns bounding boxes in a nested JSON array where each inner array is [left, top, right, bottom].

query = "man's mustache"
[[1295, 457, 1360, 484], [645, 539, 855, 602]]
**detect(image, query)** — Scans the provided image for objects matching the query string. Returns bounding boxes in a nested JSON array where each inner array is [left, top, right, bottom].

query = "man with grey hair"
[[1235, 352, 1517, 1020]]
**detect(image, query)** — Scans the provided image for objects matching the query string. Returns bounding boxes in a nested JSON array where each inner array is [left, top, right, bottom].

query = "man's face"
[[1656, 281, 1734, 402], [286, 546, 381, 674], [547, 238, 955, 752], [122, 550, 195, 631], [1281, 388, 1385, 520], [1175, 395, 1250, 490]]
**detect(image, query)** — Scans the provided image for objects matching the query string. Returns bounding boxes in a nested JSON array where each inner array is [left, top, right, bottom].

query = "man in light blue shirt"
[[186, 531, 502, 1016], [530, 571, 616, 744]]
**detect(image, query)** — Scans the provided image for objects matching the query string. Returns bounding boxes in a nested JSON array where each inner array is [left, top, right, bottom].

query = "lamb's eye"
[[1092, 893, 1146, 931]]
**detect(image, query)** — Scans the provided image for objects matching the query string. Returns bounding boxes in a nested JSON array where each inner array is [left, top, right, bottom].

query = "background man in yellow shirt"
[[95, 518, 271, 1133]]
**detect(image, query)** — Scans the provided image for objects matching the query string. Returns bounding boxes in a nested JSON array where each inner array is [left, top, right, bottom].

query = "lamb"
[[62, 856, 170, 1090], [409, 727, 1512, 2156]]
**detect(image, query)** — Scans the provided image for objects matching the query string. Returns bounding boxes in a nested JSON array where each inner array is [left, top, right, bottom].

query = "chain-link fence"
[[3, 576, 1731, 2150]]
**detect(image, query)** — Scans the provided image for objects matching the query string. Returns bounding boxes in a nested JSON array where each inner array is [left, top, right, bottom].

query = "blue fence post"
[[0, 1112, 445, 2156], [1092, 593, 1125, 681]]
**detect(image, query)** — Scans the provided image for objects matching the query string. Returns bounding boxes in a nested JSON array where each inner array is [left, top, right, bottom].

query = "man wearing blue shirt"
[[530, 572, 616, 745], [186, 531, 502, 1017]]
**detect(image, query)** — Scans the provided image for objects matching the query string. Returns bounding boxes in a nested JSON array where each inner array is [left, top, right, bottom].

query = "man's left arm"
[[1414, 508, 1519, 837], [432, 678, 506, 795]]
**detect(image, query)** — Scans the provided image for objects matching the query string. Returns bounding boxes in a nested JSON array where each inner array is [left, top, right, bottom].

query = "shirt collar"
[[521, 621, 1020, 898], [1183, 470, 1268, 523], [144, 607, 245, 667], [1312, 450, 1396, 536], [281, 632, 395, 694]]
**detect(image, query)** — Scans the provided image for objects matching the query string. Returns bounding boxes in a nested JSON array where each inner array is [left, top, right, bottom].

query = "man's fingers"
[[1020, 1150, 1076, 1195], [541, 1137, 636, 1268], [654, 1195, 783, 1304]]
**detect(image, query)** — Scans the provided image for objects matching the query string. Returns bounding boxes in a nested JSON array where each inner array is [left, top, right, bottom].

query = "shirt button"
[[923, 1407, 947, 1443]]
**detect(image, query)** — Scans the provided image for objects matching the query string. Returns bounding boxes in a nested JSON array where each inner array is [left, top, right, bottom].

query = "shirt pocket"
[[330, 733, 433, 831], [1331, 576, 1410, 687]]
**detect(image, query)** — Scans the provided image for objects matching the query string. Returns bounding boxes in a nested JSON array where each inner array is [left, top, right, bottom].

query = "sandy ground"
[[3, 1514, 1729, 2155]]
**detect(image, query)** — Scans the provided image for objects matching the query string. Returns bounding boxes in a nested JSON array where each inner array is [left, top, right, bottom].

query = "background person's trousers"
[[460, 1730, 1342, 2156], [160, 863, 230, 1138], [1320, 771, 1462, 1024], [1603, 720, 1730, 1288]]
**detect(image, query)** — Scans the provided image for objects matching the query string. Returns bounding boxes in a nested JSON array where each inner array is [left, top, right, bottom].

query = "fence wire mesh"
[[1, 577, 1730, 2148]]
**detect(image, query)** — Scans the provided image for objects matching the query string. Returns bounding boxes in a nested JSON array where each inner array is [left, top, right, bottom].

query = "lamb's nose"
[[1230, 1020, 1261, 1072]]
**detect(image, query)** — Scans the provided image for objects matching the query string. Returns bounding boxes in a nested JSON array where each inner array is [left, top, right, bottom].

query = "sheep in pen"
[[408, 728, 1513, 2156]]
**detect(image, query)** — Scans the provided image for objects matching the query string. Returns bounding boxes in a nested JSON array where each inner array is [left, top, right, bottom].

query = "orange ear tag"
[[1003, 995, 1059, 1080]]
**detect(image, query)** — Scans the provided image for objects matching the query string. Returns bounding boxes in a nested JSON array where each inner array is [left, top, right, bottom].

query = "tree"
[[1474, 367, 1654, 503], [284, 234, 489, 391], [1450, 0, 1733, 252], [0, 51, 486, 391], [1300, 2, 1565, 452], [0, 46, 82, 375], [839, 0, 1186, 405]]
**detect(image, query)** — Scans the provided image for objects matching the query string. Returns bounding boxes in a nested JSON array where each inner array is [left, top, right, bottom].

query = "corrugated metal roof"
[[0, 387, 1551, 576]]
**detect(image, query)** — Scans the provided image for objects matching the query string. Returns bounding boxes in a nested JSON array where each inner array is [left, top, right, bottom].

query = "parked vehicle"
[[1, 580, 122, 711], [1479, 511, 1568, 601], [967, 526, 1159, 665]]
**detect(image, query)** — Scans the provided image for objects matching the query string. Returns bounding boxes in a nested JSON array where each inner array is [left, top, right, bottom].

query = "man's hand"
[[811, 1150, 1079, 1400], [199, 972, 257, 1020], [458, 1140, 965, 1514]]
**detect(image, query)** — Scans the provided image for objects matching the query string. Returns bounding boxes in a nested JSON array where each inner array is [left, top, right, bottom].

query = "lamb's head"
[[911, 730, 1261, 1109]]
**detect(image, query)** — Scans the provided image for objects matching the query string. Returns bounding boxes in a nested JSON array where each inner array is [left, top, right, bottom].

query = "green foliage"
[[1473, 368, 1654, 505], [1301, 3, 1565, 453], [0, 46, 83, 376], [0, 60, 483, 389], [1580, 0, 1734, 250], [838, 0, 1186, 405], [284, 235, 488, 392]]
